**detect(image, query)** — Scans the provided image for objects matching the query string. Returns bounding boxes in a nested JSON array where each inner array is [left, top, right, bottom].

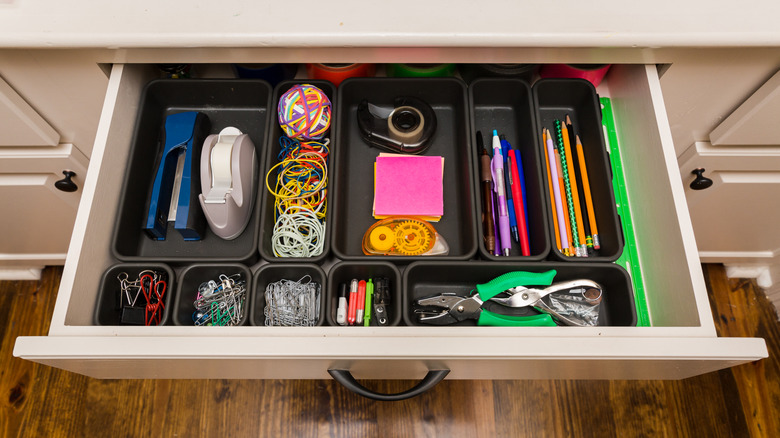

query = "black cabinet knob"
[[690, 168, 713, 190], [54, 170, 78, 192]]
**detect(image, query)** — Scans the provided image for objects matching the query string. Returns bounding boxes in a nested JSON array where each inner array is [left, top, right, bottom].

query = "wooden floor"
[[1, 265, 778, 437]]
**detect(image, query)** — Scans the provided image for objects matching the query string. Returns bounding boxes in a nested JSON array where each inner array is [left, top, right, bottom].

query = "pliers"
[[415, 270, 560, 326], [415, 270, 603, 326]]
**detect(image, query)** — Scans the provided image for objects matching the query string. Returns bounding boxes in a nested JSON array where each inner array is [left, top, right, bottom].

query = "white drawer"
[[14, 64, 767, 387]]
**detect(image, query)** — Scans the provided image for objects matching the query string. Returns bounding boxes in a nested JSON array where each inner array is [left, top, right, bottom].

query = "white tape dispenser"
[[198, 127, 257, 240]]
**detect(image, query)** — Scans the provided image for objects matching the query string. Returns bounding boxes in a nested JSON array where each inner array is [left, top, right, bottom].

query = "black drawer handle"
[[54, 170, 78, 192], [690, 168, 713, 190], [328, 368, 449, 401]]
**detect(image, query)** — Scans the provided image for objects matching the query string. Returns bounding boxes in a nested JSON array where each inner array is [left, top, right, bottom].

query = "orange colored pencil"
[[554, 149, 573, 257], [543, 129, 562, 253], [576, 134, 600, 249], [561, 121, 586, 257]]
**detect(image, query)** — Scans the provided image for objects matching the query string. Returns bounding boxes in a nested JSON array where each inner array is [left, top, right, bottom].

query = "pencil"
[[554, 147, 574, 256], [576, 134, 600, 250], [543, 129, 562, 253], [554, 120, 580, 256], [567, 115, 593, 250], [561, 118, 587, 257]]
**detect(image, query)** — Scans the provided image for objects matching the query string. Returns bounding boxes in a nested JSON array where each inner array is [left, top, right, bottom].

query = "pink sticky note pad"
[[374, 155, 444, 219]]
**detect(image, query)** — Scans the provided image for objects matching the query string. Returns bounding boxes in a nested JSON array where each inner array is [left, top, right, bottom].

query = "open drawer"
[[14, 63, 767, 384]]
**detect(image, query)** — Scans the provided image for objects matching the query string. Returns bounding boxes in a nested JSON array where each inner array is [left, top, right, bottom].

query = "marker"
[[347, 279, 358, 325], [356, 280, 366, 323], [364, 279, 374, 326], [336, 283, 348, 325], [491, 130, 511, 256]]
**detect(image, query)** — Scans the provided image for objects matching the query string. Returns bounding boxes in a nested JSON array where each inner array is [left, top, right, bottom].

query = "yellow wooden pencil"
[[576, 134, 600, 249]]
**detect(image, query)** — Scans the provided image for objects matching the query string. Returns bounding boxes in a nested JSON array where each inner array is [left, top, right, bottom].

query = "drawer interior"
[[56, 63, 707, 332]]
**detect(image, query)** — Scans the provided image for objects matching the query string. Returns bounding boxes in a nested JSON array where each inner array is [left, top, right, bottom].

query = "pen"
[[347, 279, 358, 325], [510, 139, 531, 244], [492, 192, 501, 256], [491, 130, 511, 256], [364, 279, 373, 326], [356, 280, 366, 323], [508, 150, 530, 256], [500, 135, 519, 243], [477, 131, 496, 253], [336, 283, 348, 325]]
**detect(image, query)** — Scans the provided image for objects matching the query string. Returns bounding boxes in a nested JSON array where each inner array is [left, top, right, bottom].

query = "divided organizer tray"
[[469, 78, 551, 260], [258, 80, 336, 263], [533, 78, 624, 262], [403, 261, 637, 327], [112, 79, 272, 263], [331, 78, 479, 261]]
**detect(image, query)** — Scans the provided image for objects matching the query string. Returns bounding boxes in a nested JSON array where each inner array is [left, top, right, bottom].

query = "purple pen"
[[491, 130, 512, 256], [492, 190, 501, 256]]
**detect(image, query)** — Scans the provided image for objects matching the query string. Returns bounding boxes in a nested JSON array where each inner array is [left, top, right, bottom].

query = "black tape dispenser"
[[357, 96, 437, 154]]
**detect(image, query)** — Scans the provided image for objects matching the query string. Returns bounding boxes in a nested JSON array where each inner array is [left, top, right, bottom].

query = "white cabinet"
[[12, 64, 767, 386], [0, 74, 90, 276], [678, 69, 780, 311]]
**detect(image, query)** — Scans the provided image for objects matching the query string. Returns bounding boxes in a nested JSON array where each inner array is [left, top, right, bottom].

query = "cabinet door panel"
[[680, 141, 780, 254], [710, 70, 780, 146], [0, 75, 60, 147], [0, 144, 87, 261], [0, 174, 76, 255]]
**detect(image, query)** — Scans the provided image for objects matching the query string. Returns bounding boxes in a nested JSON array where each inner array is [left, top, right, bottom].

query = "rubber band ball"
[[277, 84, 332, 141]]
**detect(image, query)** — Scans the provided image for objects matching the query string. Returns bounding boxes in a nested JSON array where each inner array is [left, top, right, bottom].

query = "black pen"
[[477, 131, 496, 253]]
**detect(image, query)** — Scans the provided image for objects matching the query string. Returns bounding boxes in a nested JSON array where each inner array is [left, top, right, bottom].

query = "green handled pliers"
[[414, 270, 559, 326]]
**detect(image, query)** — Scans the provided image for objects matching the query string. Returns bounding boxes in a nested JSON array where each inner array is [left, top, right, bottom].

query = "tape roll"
[[204, 127, 242, 204], [386, 63, 456, 78], [305, 63, 375, 86], [232, 63, 298, 86], [387, 106, 424, 143]]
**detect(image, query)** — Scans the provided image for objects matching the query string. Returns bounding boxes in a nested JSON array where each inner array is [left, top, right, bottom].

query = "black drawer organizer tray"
[[98, 77, 635, 329]]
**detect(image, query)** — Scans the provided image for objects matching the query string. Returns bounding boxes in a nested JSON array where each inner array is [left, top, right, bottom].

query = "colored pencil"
[[545, 129, 570, 256], [554, 148, 574, 256], [554, 120, 580, 256], [543, 129, 562, 253], [561, 118, 587, 257]]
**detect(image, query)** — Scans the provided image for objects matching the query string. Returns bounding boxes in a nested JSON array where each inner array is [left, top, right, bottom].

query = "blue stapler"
[[144, 111, 210, 240]]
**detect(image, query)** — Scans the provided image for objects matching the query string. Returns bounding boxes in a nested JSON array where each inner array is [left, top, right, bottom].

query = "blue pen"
[[499, 135, 519, 243], [501, 135, 530, 241]]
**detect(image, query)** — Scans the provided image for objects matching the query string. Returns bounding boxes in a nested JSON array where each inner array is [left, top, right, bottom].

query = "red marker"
[[356, 280, 367, 323], [347, 279, 358, 325], [508, 150, 530, 256]]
